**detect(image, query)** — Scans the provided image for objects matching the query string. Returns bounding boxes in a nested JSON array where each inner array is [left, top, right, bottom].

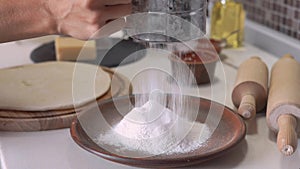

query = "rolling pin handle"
[[282, 54, 294, 59], [277, 114, 298, 156], [238, 95, 256, 119]]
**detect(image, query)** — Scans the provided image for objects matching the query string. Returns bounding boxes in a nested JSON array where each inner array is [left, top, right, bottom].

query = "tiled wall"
[[237, 0, 300, 40]]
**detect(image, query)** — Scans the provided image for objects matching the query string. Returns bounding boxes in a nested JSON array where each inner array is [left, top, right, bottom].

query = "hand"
[[47, 0, 132, 40]]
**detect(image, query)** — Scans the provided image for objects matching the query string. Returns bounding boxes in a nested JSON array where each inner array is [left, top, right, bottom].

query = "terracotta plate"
[[70, 95, 246, 168]]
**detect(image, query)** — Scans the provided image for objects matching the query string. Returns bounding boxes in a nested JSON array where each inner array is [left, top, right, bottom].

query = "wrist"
[[44, 0, 74, 36], [0, 0, 59, 43], [42, 0, 59, 35]]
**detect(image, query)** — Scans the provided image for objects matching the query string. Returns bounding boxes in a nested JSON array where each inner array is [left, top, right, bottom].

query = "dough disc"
[[0, 62, 111, 111]]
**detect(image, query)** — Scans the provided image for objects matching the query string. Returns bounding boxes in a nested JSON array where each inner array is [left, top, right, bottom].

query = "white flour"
[[96, 100, 211, 155]]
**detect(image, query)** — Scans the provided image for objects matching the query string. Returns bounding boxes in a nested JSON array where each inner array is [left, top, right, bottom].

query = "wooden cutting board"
[[0, 67, 131, 131]]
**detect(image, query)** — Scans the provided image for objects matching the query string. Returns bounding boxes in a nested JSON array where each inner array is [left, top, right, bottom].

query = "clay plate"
[[70, 95, 246, 168]]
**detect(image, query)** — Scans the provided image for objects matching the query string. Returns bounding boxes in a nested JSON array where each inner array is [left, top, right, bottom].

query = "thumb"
[[93, 18, 126, 39]]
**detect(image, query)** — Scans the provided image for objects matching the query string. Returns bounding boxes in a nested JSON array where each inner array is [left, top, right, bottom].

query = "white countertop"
[[0, 36, 299, 169]]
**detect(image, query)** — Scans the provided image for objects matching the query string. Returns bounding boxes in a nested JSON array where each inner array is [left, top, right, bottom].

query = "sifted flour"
[[96, 100, 211, 156]]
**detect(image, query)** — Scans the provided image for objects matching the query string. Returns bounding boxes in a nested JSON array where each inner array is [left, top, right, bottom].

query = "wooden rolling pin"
[[267, 54, 300, 156], [232, 57, 269, 119]]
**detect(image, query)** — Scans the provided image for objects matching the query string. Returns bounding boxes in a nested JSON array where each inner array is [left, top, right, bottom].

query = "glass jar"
[[125, 0, 207, 43]]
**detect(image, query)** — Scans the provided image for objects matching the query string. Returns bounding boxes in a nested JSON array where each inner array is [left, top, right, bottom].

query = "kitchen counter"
[[0, 36, 299, 169]]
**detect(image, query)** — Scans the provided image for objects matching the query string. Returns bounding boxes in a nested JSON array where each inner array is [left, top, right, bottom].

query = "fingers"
[[53, 0, 132, 40], [103, 4, 132, 20], [102, 0, 132, 6], [91, 0, 132, 9], [94, 18, 126, 38], [59, 12, 126, 40], [83, 0, 132, 21]]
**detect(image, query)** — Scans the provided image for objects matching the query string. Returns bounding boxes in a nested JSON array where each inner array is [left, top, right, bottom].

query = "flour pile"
[[96, 100, 211, 156]]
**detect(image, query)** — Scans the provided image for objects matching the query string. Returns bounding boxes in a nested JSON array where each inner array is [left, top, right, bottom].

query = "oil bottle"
[[210, 0, 245, 48]]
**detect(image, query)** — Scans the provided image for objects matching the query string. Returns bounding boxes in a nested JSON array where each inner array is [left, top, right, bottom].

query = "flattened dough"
[[0, 62, 111, 111]]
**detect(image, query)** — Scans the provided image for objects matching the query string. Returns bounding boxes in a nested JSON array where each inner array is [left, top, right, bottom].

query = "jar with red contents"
[[169, 44, 219, 85]]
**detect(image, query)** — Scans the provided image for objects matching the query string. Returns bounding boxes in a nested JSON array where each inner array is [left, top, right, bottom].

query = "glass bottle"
[[210, 0, 245, 48]]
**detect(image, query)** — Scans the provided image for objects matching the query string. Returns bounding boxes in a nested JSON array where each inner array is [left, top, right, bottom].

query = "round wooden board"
[[0, 67, 132, 131]]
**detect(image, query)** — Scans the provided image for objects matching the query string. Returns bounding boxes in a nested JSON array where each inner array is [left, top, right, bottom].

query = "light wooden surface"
[[232, 57, 269, 119], [267, 55, 300, 156], [0, 67, 131, 131]]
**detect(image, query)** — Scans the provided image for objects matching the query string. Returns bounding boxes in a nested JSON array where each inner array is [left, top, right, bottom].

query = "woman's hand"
[[47, 0, 132, 40], [0, 0, 131, 43]]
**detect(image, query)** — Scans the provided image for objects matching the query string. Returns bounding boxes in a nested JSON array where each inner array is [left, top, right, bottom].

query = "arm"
[[0, 0, 132, 43]]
